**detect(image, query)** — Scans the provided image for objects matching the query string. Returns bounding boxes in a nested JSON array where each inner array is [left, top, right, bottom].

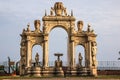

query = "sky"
[[0, 0, 120, 64]]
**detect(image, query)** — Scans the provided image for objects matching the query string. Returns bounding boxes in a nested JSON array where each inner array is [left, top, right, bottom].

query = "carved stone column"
[[84, 43, 88, 68], [88, 41, 92, 68], [71, 41, 75, 68], [70, 39, 75, 68], [70, 21, 75, 68], [67, 39, 70, 67], [43, 36, 48, 68], [26, 40, 32, 67], [85, 41, 92, 68]]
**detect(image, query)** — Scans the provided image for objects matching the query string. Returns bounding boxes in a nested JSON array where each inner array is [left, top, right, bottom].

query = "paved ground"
[[2, 78, 120, 80]]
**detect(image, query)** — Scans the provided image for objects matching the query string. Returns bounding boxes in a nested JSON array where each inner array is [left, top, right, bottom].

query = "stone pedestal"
[[77, 67, 90, 76], [52, 53, 64, 77], [42, 67, 51, 77], [42, 67, 64, 77], [66, 67, 90, 76], [55, 60, 62, 67], [66, 67, 77, 76], [91, 68, 97, 76], [54, 67, 64, 77], [27, 67, 41, 77]]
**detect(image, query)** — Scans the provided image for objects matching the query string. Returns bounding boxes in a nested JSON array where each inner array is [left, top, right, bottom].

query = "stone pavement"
[[2, 77, 120, 80]]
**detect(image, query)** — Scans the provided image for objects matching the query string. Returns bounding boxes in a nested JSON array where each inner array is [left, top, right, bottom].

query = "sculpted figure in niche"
[[20, 42, 26, 57], [34, 20, 41, 32], [91, 42, 97, 67], [77, 21, 83, 32], [35, 53, 39, 66], [78, 52, 83, 67]]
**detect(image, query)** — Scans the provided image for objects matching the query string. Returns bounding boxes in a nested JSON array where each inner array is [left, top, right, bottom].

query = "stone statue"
[[27, 23, 30, 32], [78, 53, 83, 67], [91, 42, 97, 67], [35, 53, 39, 66], [77, 21, 83, 32], [34, 20, 41, 32], [87, 24, 91, 32]]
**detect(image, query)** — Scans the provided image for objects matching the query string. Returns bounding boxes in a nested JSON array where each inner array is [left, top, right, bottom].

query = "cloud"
[[0, 0, 120, 62]]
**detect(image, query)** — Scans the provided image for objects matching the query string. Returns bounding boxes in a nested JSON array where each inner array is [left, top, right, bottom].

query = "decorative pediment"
[[50, 2, 67, 16]]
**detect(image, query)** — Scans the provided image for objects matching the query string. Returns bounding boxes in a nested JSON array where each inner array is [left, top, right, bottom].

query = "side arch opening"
[[32, 45, 43, 66]]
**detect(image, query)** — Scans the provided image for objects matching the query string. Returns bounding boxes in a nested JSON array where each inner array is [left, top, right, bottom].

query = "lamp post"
[[118, 51, 120, 60]]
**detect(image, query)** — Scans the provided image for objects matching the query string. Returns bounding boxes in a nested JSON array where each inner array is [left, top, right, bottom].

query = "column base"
[[42, 67, 64, 77], [66, 67, 91, 76], [27, 66, 41, 77], [90, 68, 97, 77], [54, 67, 64, 77]]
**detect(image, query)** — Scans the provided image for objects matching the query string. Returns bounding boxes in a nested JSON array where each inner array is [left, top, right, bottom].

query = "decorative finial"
[[22, 28, 25, 33], [71, 10, 73, 16], [27, 23, 30, 32], [88, 24, 90, 27], [87, 24, 91, 32], [64, 8, 67, 16], [45, 9, 47, 16]]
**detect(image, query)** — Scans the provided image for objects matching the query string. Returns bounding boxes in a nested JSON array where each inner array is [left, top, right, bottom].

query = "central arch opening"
[[49, 27, 68, 67]]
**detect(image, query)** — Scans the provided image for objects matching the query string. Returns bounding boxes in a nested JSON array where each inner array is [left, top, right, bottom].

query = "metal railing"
[[0, 61, 120, 73], [97, 61, 120, 70], [48, 61, 120, 70]]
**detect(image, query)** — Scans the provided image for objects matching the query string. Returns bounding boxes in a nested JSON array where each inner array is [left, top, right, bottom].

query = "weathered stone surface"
[[20, 2, 97, 77]]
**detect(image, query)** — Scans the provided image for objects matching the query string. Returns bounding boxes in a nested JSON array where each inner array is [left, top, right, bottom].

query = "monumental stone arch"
[[20, 2, 97, 77]]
